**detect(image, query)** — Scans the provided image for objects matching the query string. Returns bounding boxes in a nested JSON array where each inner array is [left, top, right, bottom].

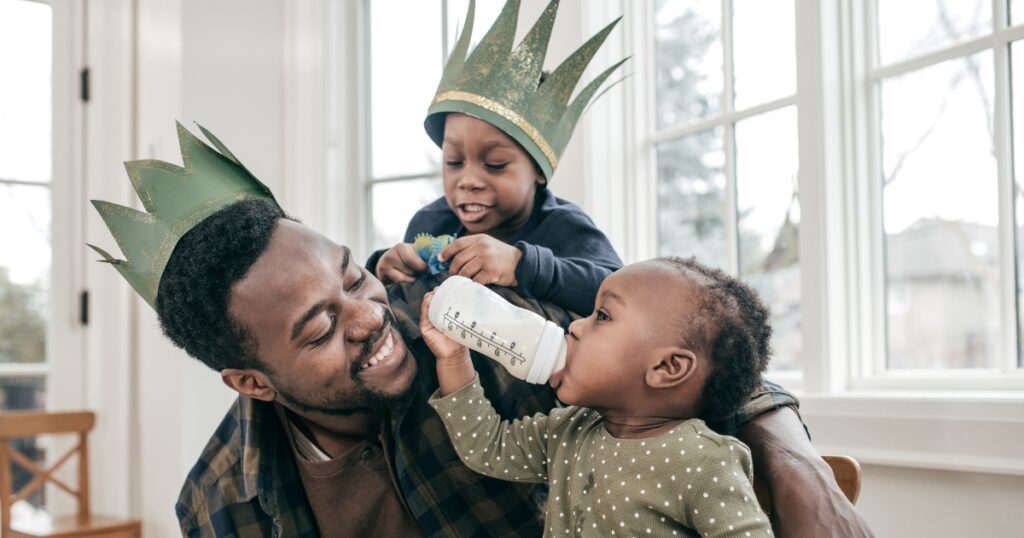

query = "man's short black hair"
[[156, 198, 290, 372], [658, 256, 772, 423]]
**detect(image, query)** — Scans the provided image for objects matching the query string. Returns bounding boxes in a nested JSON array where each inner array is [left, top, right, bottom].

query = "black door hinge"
[[80, 67, 90, 102], [79, 290, 89, 325]]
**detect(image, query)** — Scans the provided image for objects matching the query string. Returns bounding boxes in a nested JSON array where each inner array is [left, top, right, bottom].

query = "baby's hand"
[[440, 235, 522, 287], [419, 291, 469, 364], [376, 243, 429, 284]]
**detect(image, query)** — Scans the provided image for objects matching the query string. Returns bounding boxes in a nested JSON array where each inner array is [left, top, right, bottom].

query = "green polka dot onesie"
[[429, 376, 773, 537]]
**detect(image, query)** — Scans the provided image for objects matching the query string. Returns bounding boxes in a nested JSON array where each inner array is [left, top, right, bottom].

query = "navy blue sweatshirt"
[[366, 189, 623, 315]]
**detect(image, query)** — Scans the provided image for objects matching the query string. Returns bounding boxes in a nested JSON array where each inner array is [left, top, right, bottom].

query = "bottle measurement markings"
[[443, 308, 527, 366]]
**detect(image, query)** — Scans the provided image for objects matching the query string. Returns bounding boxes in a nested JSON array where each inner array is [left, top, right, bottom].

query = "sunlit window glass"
[[881, 52, 1000, 369], [655, 128, 726, 268], [371, 178, 445, 251], [653, 0, 722, 129], [732, 0, 795, 110], [876, 0, 992, 66], [736, 107, 800, 371], [0, 0, 53, 529], [370, 0, 444, 178]]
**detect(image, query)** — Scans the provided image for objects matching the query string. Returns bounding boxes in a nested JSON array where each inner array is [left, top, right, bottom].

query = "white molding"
[[283, 0, 327, 232], [82, 0, 136, 519], [326, 0, 368, 256], [803, 392, 1024, 476]]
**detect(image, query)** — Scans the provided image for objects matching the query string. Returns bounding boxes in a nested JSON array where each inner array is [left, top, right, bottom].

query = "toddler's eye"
[[446, 160, 464, 168], [596, 309, 610, 321], [485, 162, 508, 171]]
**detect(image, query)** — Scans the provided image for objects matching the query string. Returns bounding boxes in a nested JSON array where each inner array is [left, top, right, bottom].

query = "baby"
[[420, 257, 773, 537]]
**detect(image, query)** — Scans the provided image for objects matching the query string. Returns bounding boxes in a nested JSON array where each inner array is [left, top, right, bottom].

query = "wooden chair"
[[754, 454, 863, 515], [0, 411, 141, 538]]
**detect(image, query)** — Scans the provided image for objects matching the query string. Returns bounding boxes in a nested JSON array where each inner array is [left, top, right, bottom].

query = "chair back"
[[754, 454, 863, 515], [0, 411, 96, 535]]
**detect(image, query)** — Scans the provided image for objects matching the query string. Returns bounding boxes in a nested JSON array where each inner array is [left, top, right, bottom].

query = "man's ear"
[[221, 368, 277, 402], [645, 348, 698, 389]]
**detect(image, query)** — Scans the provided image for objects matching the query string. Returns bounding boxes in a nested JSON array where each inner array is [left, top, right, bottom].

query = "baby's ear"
[[645, 348, 698, 389]]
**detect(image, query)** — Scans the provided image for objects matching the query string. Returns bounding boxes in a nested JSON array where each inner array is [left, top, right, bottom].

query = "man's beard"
[[273, 309, 415, 416]]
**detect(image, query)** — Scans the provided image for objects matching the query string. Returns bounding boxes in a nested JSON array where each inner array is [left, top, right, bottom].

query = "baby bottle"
[[428, 276, 566, 384]]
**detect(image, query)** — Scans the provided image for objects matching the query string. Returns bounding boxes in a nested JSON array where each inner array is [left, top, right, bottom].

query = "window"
[[867, 0, 1023, 375], [648, 0, 801, 373], [364, 0, 502, 251], [0, 0, 54, 525]]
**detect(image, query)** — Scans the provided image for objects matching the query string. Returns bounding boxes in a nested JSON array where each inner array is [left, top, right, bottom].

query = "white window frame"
[[582, 0, 1024, 475], [846, 0, 1024, 391]]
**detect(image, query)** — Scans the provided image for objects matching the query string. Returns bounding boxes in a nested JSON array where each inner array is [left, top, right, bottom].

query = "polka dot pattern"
[[430, 376, 773, 537]]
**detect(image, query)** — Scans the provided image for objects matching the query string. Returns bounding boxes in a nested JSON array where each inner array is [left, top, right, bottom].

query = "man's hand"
[[420, 291, 475, 396], [440, 235, 522, 287], [376, 243, 429, 285], [738, 407, 874, 538]]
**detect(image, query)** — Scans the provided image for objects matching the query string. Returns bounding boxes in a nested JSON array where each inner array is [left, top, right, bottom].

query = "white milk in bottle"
[[428, 276, 566, 384]]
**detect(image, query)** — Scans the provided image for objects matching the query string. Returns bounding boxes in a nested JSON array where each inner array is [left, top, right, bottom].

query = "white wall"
[[856, 466, 1024, 538]]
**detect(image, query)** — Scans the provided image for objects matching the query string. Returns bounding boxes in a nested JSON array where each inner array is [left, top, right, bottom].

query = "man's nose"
[[343, 299, 383, 343]]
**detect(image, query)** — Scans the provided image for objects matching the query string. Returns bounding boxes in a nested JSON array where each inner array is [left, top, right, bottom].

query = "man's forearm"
[[737, 406, 874, 538]]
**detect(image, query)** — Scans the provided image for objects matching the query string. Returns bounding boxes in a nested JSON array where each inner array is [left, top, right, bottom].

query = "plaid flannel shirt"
[[175, 274, 799, 537]]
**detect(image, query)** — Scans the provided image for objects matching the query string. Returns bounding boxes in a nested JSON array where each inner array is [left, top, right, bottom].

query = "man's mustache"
[[350, 308, 398, 374]]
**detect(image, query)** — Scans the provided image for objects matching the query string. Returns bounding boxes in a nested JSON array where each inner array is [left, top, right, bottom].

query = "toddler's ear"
[[645, 348, 698, 389]]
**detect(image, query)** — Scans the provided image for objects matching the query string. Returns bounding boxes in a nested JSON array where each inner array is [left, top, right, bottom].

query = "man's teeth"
[[462, 204, 487, 213], [362, 332, 394, 369]]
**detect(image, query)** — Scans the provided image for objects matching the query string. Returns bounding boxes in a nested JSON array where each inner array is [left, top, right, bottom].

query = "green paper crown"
[[425, 0, 627, 180], [89, 122, 277, 307]]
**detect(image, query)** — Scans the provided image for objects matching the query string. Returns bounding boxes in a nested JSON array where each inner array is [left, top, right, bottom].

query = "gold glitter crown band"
[[89, 122, 278, 307], [425, 0, 628, 180]]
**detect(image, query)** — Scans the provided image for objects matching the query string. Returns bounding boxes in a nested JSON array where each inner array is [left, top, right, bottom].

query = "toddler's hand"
[[440, 235, 522, 287], [376, 243, 429, 284], [419, 291, 470, 365]]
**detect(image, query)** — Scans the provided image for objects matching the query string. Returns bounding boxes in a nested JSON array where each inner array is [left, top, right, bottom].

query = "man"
[[91, 124, 871, 537]]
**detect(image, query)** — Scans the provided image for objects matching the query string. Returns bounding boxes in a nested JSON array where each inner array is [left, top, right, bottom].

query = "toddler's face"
[[441, 113, 543, 239], [551, 261, 703, 410]]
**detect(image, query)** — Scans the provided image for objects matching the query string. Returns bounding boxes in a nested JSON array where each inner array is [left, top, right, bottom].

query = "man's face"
[[229, 220, 417, 415]]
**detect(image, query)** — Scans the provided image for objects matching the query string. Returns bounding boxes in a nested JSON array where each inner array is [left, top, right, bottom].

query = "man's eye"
[[596, 309, 610, 321], [347, 272, 366, 293], [485, 163, 508, 171], [311, 315, 337, 347]]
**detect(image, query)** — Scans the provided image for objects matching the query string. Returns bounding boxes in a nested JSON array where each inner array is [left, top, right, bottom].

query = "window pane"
[[1013, 0, 1023, 26], [1, 376, 49, 529], [653, 0, 722, 128], [0, 0, 52, 182], [370, 0, 444, 178], [655, 127, 727, 269], [371, 178, 444, 251], [732, 0, 795, 110], [877, 0, 991, 66], [881, 52, 999, 369], [1013, 41, 1024, 367], [735, 107, 801, 371], [0, 184, 50, 365]]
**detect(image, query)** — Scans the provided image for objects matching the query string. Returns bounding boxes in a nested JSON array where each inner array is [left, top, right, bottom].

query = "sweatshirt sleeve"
[[429, 374, 581, 484], [514, 209, 623, 316]]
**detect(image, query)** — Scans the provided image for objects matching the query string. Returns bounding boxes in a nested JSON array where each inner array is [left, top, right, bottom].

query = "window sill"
[[796, 392, 1024, 476]]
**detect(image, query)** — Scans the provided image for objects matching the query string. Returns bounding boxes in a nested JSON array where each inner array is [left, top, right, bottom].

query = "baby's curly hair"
[[657, 257, 772, 424]]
